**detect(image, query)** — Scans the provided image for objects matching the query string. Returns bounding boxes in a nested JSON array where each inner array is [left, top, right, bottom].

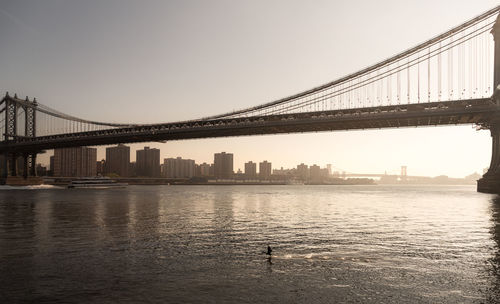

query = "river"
[[0, 185, 499, 303]]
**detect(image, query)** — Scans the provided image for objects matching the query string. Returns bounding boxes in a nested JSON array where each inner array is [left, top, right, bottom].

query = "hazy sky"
[[0, 0, 498, 177]]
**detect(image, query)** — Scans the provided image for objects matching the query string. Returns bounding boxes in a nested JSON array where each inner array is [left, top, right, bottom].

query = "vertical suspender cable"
[[469, 36, 472, 97], [407, 57, 410, 104], [474, 29, 478, 96], [449, 36, 453, 99], [357, 77, 361, 108], [397, 64, 401, 104], [418, 51, 421, 103], [488, 25, 491, 93], [427, 47, 431, 102], [480, 28, 483, 96], [387, 65, 391, 105], [348, 80, 352, 109], [470, 32, 474, 97], [461, 32, 465, 98], [458, 36, 461, 99], [438, 41, 442, 101]]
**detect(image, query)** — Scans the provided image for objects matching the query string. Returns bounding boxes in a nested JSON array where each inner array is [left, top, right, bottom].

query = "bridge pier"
[[29, 153, 37, 177], [0, 153, 7, 179], [479, 14, 500, 194], [21, 153, 36, 179], [9, 153, 18, 177], [22, 153, 28, 179], [478, 123, 500, 194], [0, 152, 41, 185]]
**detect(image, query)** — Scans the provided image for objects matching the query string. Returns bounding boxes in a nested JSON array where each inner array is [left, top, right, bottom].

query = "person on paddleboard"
[[266, 245, 272, 256]]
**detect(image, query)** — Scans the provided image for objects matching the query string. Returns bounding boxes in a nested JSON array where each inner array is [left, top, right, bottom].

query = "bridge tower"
[[478, 14, 500, 194], [400, 166, 407, 182], [22, 96, 38, 179], [0, 93, 40, 184]]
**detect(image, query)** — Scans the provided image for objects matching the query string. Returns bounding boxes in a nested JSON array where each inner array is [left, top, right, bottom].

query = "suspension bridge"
[[2, 6, 500, 193]]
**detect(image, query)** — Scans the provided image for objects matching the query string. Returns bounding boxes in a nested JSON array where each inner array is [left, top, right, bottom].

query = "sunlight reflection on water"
[[0, 185, 499, 303]]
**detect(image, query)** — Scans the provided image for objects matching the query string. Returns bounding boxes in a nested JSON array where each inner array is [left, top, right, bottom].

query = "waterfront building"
[[244, 161, 257, 178], [309, 164, 321, 182], [105, 144, 130, 177], [273, 167, 296, 180], [297, 163, 309, 180], [326, 164, 332, 176], [136, 146, 160, 177], [49, 156, 54, 176], [214, 152, 233, 179], [320, 168, 329, 179], [129, 162, 136, 177], [36, 164, 47, 176], [164, 157, 195, 178], [53, 147, 97, 177], [259, 161, 272, 180], [199, 163, 211, 177], [96, 159, 106, 175]]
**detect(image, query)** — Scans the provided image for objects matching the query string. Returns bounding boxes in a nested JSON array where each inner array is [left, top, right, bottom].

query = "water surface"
[[0, 185, 499, 303]]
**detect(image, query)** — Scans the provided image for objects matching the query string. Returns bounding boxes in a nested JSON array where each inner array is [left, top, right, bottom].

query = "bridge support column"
[[0, 153, 7, 179], [9, 153, 18, 177], [478, 123, 500, 194], [28, 153, 37, 177], [479, 13, 500, 193], [22, 153, 28, 179]]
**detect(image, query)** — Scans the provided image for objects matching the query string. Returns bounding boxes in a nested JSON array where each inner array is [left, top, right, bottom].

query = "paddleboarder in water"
[[265, 245, 273, 265], [266, 245, 272, 256]]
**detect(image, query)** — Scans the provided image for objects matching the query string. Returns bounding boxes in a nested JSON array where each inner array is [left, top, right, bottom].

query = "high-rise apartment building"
[[49, 155, 54, 176], [136, 146, 160, 177], [309, 164, 321, 182], [297, 163, 309, 180], [259, 161, 272, 179], [53, 147, 97, 177], [199, 162, 211, 177], [164, 157, 195, 178], [326, 164, 332, 176], [129, 162, 136, 177], [214, 152, 233, 179], [96, 159, 106, 175], [36, 164, 47, 176], [105, 144, 130, 177], [244, 161, 257, 178]]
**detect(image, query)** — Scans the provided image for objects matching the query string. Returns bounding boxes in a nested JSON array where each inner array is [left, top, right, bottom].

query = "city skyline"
[[32, 139, 489, 178], [1, 0, 498, 178], [43, 144, 482, 179], [41, 145, 481, 188]]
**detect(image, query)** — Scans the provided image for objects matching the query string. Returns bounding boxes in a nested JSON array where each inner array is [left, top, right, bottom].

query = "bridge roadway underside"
[[1, 98, 500, 154]]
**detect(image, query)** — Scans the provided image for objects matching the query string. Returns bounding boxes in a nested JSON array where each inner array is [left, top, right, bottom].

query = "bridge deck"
[[1, 98, 499, 153]]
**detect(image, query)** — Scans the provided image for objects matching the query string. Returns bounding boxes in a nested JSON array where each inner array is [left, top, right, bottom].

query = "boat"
[[67, 177, 128, 189]]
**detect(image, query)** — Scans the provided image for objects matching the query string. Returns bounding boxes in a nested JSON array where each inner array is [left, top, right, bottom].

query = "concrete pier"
[[478, 123, 500, 194]]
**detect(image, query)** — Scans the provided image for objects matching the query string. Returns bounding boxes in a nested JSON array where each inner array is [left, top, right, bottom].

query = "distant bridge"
[[2, 6, 500, 193]]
